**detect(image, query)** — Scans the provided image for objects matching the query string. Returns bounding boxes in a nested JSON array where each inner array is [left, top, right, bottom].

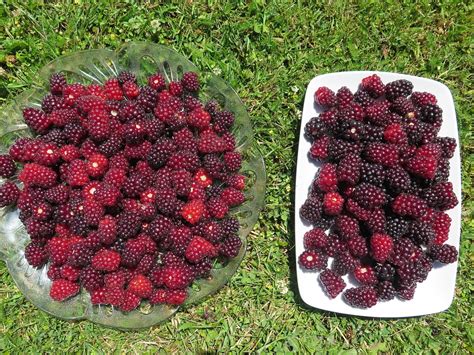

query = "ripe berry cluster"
[[300, 74, 459, 308], [0, 70, 246, 311]]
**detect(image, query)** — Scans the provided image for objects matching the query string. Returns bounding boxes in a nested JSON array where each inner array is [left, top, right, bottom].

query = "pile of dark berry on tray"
[[0, 70, 246, 311], [299, 74, 459, 308]]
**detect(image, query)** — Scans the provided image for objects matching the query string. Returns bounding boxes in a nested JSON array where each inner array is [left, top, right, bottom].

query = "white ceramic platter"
[[295, 71, 461, 317]]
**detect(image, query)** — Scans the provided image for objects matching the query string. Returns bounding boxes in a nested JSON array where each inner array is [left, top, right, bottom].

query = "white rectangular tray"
[[295, 71, 461, 317]]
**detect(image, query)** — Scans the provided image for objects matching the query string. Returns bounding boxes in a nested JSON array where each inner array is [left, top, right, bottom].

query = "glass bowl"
[[0, 42, 266, 329]]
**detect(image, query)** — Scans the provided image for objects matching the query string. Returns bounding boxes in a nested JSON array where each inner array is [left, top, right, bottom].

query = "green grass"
[[0, 0, 473, 352]]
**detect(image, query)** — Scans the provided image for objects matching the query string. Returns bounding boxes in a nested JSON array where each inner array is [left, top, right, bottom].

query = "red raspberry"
[[86, 153, 108, 178], [128, 274, 153, 298], [0, 155, 16, 178], [168, 81, 183, 96], [319, 269, 346, 298], [90, 288, 107, 305], [370, 233, 393, 263], [323, 192, 344, 215], [361, 74, 385, 97], [122, 81, 140, 99], [221, 187, 245, 207], [149, 288, 167, 304], [315, 163, 337, 192], [392, 193, 428, 218], [162, 264, 194, 289], [364, 143, 399, 168], [314, 87, 337, 107], [353, 265, 377, 285], [383, 123, 407, 144], [185, 236, 217, 263], [405, 154, 437, 179], [148, 73, 166, 91], [166, 289, 187, 305], [224, 151, 242, 172], [60, 265, 81, 281], [25, 242, 48, 268], [181, 199, 206, 225], [50, 279, 80, 301], [0, 181, 20, 207], [299, 250, 328, 270], [92, 249, 121, 272], [433, 212, 451, 245], [181, 72, 200, 92], [19, 163, 57, 188], [63, 83, 86, 106], [120, 291, 141, 312], [66, 159, 89, 187], [226, 174, 245, 190], [104, 78, 123, 100], [411, 92, 437, 107], [187, 108, 211, 130], [59, 145, 81, 161], [303, 228, 328, 249], [309, 136, 330, 160]]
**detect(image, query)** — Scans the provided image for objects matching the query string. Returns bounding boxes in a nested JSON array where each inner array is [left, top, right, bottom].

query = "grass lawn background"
[[0, 1, 472, 352]]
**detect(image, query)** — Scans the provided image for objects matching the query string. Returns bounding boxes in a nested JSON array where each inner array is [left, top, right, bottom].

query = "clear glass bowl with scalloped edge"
[[0, 42, 266, 329]]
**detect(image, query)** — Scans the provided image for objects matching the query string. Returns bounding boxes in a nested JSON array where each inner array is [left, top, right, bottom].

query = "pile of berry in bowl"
[[295, 72, 461, 317], [0, 42, 265, 329]]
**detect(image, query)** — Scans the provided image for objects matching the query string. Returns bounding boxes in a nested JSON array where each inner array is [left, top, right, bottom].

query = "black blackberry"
[[319, 269, 346, 298], [406, 221, 435, 246], [206, 185, 223, 199], [385, 79, 413, 101], [64, 122, 87, 145], [312, 214, 334, 230], [147, 138, 176, 168], [203, 154, 225, 179], [49, 72, 67, 95], [98, 135, 123, 157], [304, 117, 327, 140], [431, 158, 450, 184], [116, 211, 142, 238], [41, 94, 64, 113], [385, 167, 411, 194], [337, 119, 366, 141], [365, 209, 386, 234], [80, 266, 104, 291], [420, 104, 443, 124], [397, 284, 416, 300], [299, 197, 322, 224], [343, 286, 378, 308], [391, 97, 415, 116], [429, 244, 458, 264], [110, 237, 127, 253], [219, 235, 242, 258], [67, 243, 94, 267], [360, 162, 385, 187], [328, 138, 361, 162], [205, 99, 221, 118], [375, 263, 396, 281], [390, 238, 416, 266], [396, 262, 417, 287], [332, 251, 358, 276], [136, 86, 157, 112], [221, 217, 240, 238], [40, 129, 66, 147], [155, 189, 179, 216], [435, 137, 456, 159], [377, 281, 396, 300], [354, 89, 375, 108], [361, 124, 384, 143], [386, 217, 409, 238], [117, 71, 137, 84], [70, 216, 88, 236]]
